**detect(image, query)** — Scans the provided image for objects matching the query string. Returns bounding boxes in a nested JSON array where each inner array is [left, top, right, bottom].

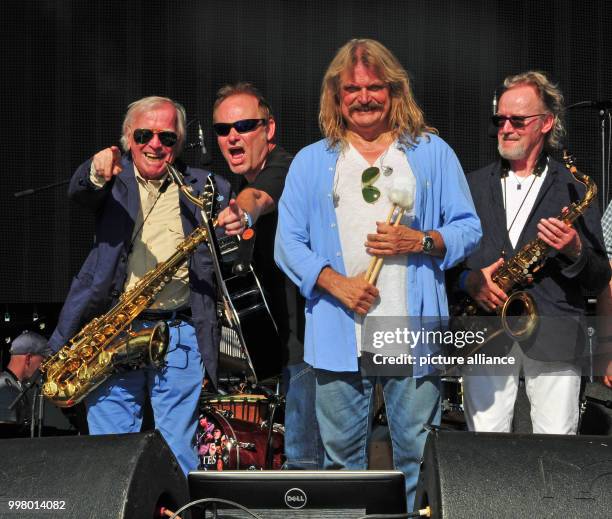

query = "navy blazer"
[[453, 157, 610, 361], [48, 155, 231, 385]]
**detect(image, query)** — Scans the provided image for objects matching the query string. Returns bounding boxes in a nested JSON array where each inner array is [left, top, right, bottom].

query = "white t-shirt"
[[333, 141, 416, 354], [502, 165, 548, 248]]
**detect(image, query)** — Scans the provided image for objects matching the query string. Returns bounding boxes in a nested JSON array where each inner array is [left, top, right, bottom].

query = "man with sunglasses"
[[275, 39, 481, 509], [454, 71, 610, 434], [212, 82, 323, 470], [48, 96, 231, 474]]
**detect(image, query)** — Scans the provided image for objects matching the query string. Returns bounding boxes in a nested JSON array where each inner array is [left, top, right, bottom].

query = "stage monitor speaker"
[[415, 430, 612, 519], [0, 431, 188, 519]]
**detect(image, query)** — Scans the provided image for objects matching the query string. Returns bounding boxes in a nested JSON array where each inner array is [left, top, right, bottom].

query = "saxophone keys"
[[102, 325, 115, 336], [77, 365, 90, 382], [98, 350, 112, 367], [63, 382, 76, 397], [65, 358, 81, 373], [81, 345, 94, 360], [42, 380, 58, 397]]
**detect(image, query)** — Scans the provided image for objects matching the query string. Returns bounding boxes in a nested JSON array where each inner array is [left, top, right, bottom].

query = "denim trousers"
[[282, 361, 324, 469], [315, 369, 440, 510], [86, 319, 203, 475]]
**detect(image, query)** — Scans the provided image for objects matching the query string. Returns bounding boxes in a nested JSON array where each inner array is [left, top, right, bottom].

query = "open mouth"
[[144, 152, 165, 162], [228, 147, 245, 162]]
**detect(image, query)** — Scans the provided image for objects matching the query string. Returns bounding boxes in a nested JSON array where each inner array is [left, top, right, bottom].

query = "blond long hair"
[[319, 39, 436, 148]]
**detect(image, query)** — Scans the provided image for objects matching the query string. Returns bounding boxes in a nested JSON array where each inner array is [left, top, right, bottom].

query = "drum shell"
[[203, 395, 269, 424], [197, 407, 283, 470]]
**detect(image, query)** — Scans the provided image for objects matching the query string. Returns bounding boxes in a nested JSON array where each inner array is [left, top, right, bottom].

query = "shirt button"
[[336, 252, 341, 257], [331, 223, 336, 228]]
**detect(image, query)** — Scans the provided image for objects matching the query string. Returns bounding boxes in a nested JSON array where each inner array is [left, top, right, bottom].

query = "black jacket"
[[452, 157, 610, 362]]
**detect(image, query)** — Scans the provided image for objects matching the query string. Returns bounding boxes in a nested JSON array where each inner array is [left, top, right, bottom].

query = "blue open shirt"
[[274, 134, 481, 375]]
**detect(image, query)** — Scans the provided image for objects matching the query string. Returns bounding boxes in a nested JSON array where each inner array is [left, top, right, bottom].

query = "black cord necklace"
[[503, 172, 538, 237], [499, 154, 548, 257], [128, 175, 171, 254]]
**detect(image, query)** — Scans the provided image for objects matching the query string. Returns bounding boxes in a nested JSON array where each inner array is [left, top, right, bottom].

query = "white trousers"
[[462, 343, 581, 434]]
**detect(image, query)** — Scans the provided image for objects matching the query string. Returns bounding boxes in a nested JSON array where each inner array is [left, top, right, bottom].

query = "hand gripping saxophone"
[[451, 151, 596, 354], [41, 168, 214, 407]]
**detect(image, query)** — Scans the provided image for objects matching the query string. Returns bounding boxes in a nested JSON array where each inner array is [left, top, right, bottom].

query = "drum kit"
[[197, 391, 285, 471], [196, 324, 287, 471]]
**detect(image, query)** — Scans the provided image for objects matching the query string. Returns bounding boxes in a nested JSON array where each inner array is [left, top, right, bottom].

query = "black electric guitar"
[[167, 164, 282, 382], [215, 233, 283, 382]]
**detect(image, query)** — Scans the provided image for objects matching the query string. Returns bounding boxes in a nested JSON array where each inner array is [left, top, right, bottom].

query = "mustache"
[[500, 133, 520, 141], [349, 100, 385, 113]]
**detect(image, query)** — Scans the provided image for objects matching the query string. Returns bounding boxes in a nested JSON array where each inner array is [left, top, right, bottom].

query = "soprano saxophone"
[[452, 150, 596, 350], [41, 170, 215, 407]]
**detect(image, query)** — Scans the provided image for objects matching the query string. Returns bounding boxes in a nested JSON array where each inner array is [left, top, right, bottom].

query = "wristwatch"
[[421, 231, 434, 254]]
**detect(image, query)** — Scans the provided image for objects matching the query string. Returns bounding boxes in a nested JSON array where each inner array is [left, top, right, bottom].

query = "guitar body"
[[214, 226, 283, 383], [221, 266, 283, 382], [168, 166, 283, 384]]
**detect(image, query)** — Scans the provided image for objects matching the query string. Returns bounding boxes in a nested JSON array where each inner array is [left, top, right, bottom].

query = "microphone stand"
[[566, 100, 611, 209], [14, 179, 69, 198], [9, 370, 45, 437], [14, 118, 207, 198], [9, 370, 42, 411]]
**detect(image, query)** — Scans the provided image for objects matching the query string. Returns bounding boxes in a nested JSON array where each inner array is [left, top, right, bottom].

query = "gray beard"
[[498, 141, 527, 161]]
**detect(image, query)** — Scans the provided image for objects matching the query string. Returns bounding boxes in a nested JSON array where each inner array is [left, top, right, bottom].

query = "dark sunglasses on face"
[[213, 118, 267, 136], [491, 113, 548, 128], [133, 128, 178, 147]]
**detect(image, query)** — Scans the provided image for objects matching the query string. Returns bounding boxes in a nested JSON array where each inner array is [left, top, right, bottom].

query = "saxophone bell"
[[112, 320, 169, 369], [42, 322, 169, 408], [500, 290, 539, 342]]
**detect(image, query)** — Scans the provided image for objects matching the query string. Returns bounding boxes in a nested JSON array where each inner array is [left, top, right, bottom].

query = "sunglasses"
[[213, 118, 266, 136], [133, 128, 178, 147], [491, 113, 548, 128], [362, 166, 381, 203]]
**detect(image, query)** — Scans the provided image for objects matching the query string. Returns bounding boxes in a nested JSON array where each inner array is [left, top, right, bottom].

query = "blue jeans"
[[282, 361, 324, 469], [315, 370, 440, 510], [86, 320, 203, 475]]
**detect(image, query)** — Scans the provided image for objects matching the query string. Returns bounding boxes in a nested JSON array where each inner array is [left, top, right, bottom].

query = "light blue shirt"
[[275, 134, 482, 373]]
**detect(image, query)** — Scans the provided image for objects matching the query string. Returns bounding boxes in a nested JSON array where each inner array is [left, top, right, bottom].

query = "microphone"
[[487, 88, 498, 139], [566, 99, 612, 111], [197, 121, 212, 166], [487, 89, 500, 138]]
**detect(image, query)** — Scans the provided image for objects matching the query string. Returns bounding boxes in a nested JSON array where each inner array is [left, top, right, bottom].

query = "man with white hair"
[[49, 96, 231, 473]]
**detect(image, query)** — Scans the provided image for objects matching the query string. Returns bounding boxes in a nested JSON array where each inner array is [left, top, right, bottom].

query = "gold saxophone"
[[452, 150, 597, 349], [41, 167, 215, 407]]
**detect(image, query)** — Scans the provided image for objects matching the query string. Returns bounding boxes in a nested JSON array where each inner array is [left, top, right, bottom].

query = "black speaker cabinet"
[[415, 430, 612, 519], [0, 431, 188, 519]]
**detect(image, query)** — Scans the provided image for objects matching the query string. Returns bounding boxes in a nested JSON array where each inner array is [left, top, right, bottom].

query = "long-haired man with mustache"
[[275, 39, 481, 508], [456, 71, 610, 434]]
